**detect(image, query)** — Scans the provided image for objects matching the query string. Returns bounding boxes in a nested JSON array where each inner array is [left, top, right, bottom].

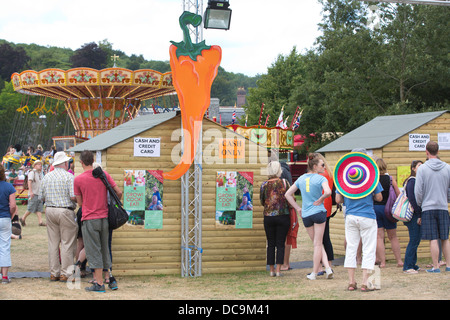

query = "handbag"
[[93, 167, 129, 230], [391, 178, 414, 222], [384, 176, 398, 223], [282, 179, 298, 233]]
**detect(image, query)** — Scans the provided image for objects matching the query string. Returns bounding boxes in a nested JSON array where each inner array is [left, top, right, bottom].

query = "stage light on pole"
[[204, 0, 232, 30]]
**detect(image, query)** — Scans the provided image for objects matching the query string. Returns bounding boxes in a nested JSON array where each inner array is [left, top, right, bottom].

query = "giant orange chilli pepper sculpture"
[[163, 11, 222, 180]]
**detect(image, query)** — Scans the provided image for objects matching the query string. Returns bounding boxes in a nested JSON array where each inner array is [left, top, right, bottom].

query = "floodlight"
[[204, 0, 232, 30]]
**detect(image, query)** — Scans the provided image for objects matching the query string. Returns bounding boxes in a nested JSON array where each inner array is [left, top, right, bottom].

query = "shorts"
[[302, 211, 327, 228], [81, 218, 111, 270], [374, 204, 397, 230], [421, 210, 449, 240], [27, 195, 44, 213]]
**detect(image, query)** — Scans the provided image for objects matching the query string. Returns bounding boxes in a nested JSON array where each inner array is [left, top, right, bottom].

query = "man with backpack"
[[74, 150, 122, 292]]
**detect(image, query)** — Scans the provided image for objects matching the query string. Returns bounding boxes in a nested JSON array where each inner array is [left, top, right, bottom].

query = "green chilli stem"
[[170, 11, 211, 61]]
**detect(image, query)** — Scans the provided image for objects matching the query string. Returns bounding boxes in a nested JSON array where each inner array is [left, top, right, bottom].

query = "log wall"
[[325, 112, 450, 261], [75, 116, 269, 275]]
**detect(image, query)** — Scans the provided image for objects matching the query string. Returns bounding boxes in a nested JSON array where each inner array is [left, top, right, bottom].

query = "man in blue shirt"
[[335, 148, 383, 292]]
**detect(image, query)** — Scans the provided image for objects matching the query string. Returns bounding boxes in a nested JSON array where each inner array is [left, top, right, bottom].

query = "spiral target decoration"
[[333, 152, 380, 199]]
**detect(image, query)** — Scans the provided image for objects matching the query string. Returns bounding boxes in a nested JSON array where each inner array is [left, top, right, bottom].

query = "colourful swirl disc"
[[333, 152, 379, 199]]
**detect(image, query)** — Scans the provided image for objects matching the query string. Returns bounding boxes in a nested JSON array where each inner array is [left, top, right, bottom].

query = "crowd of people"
[[261, 141, 450, 292], [0, 141, 448, 293], [0, 146, 121, 292]]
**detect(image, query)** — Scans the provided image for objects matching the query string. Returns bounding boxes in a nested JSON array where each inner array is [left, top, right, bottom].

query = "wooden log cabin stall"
[[69, 112, 270, 276], [316, 110, 450, 261]]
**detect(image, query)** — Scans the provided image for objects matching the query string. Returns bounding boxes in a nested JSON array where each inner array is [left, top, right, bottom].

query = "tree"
[[0, 81, 26, 153], [70, 42, 108, 69], [245, 48, 305, 127], [375, 4, 450, 109], [0, 42, 30, 81]]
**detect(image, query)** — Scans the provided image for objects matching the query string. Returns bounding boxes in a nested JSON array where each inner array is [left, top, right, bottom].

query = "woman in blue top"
[[285, 153, 333, 280], [0, 164, 17, 283], [335, 149, 383, 292]]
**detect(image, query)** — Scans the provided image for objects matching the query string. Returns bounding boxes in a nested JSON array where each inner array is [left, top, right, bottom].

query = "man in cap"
[[39, 151, 78, 282], [20, 160, 46, 226]]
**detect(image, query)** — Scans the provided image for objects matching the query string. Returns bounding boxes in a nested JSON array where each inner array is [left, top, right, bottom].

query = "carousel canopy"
[[11, 68, 177, 139], [11, 67, 175, 101]]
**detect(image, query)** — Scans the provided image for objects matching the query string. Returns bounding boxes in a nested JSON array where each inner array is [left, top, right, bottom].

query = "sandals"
[[403, 269, 418, 274], [347, 283, 357, 291], [360, 284, 375, 292], [348, 283, 376, 292]]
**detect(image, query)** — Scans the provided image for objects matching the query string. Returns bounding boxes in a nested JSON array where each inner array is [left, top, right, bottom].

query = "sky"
[[0, 0, 324, 77]]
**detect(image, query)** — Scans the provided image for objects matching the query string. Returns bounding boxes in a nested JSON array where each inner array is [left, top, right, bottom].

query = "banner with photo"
[[145, 170, 164, 229], [215, 171, 253, 229], [124, 169, 164, 229], [123, 170, 146, 211]]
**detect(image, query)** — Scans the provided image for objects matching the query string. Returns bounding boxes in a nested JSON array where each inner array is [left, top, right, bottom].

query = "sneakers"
[[85, 282, 106, 293], [306, 272, 316, 280], [426, 268, 441, 273], [108, 276, 118, 290], [325, 268, 334, 279], [2, 277, 10, 284], [86, 277, 119, 292], [307, 268, 333, 280]]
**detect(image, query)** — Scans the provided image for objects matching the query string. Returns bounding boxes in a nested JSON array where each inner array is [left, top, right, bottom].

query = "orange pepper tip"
[[162, 163, 192, 180]]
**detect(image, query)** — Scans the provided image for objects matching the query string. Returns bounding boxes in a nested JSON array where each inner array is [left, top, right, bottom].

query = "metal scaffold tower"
[[182, 0, 204, 43], [180, 0, 204, 278]]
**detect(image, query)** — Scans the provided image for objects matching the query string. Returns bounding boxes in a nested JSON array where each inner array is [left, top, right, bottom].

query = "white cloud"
[[0, 0, 323, 76]]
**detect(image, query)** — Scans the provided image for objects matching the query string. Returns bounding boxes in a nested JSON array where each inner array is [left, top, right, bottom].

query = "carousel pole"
[[264, 114, 270, 127], [258, 103, 264, 126]]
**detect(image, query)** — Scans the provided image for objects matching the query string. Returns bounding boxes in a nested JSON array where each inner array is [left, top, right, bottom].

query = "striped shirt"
[[39, 168, 76, 208]]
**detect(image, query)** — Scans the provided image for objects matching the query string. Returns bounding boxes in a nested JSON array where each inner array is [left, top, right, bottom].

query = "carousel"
[[4, 66, 177, 169], [11, 66, 176, 140]]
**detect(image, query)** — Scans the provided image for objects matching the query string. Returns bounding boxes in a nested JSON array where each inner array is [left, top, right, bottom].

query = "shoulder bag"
[[391, 178, 414, 222], [93, 167, 129, 230], [384, 176, 398, 223]]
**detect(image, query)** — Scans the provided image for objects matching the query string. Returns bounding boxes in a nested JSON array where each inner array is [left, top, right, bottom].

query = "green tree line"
[[0, 38, 258, 154], [245, 0, 449, 152]]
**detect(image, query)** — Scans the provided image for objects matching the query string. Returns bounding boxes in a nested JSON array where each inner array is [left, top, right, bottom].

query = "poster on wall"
[[145, 170, 164, 229], [438, 132, 450, 150], [124, 169, 164, 229], [396, 166, 410, 189], [123, 170, 146, 211], [215, 171, 253, 229]]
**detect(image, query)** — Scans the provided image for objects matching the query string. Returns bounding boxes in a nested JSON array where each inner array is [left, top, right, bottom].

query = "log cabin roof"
[[68, 111, 178, 152], [317, 110, 448, 153]]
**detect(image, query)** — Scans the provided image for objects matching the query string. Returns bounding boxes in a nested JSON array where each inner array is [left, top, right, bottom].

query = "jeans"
[[403, 214, 421, 271], [264, 215, 290, 265], [0, 218, 11, 268]]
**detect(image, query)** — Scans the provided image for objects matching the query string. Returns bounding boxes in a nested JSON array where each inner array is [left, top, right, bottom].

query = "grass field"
[[2, 204, 449, 301]]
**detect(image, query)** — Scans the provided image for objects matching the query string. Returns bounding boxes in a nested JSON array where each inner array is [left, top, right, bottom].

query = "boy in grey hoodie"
[[414, 141, 450, 273]]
